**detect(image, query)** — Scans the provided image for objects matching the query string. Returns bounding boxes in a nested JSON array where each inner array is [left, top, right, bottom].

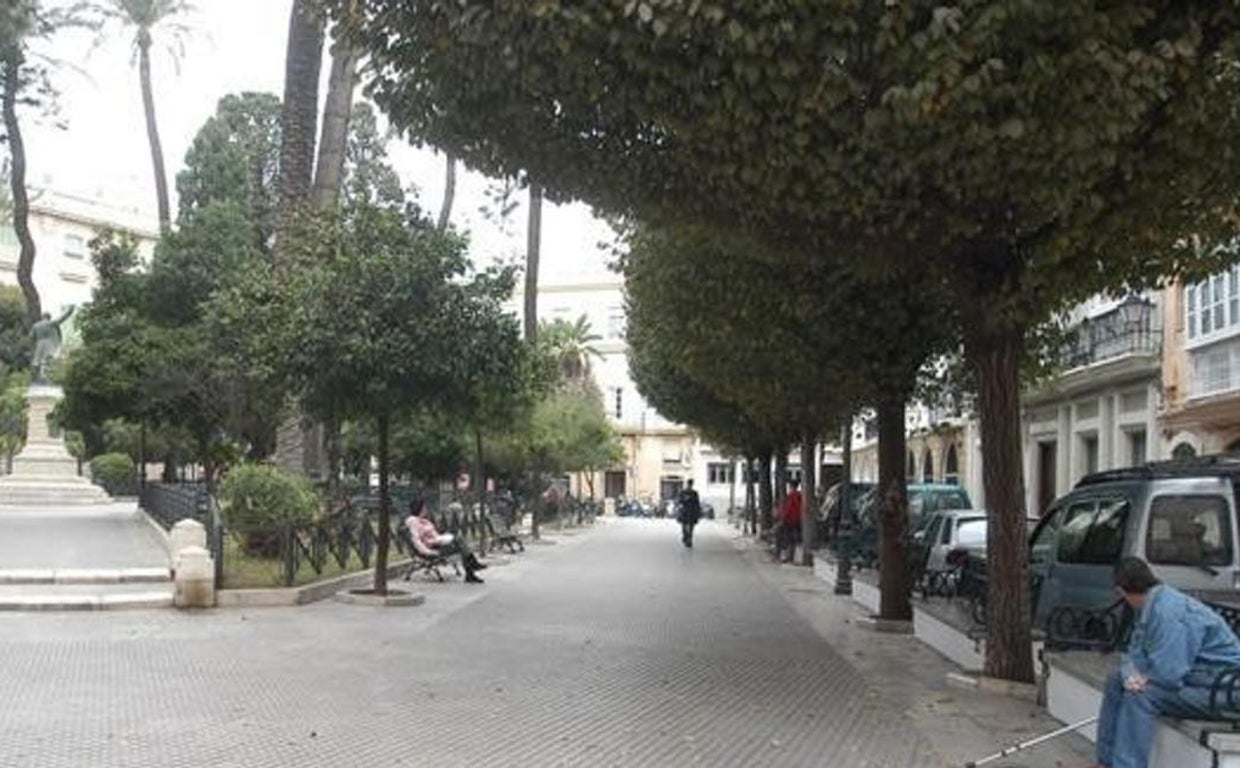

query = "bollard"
[[174, 546, 216, 608], [170, 518, 207, 556]]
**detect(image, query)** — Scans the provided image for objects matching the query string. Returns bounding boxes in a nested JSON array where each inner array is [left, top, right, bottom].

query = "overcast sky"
[[21, 0, 616, 284]]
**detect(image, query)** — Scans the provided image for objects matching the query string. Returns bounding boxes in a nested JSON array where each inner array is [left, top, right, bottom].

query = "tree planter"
[[333, 588, 424, 607]]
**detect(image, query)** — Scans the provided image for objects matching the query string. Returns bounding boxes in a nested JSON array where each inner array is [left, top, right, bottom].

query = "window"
[[1146, 495, 1232, 567], [1127, 429, 1147, 468], [1187, 266, 1240, 344], [1057, 498, 1130, 565], [606, 307, 625, 340], [608, 387, 623, 419], [1081, 434, 1099, 475], [944, 444, 959, 485], [1030, 507, 1062, 566], [707, 462, 734, 485], [63, 233, 86, 260]]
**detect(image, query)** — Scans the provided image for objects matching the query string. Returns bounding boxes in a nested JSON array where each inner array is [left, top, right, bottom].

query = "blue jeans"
[[1096, 669, 1212, 767]]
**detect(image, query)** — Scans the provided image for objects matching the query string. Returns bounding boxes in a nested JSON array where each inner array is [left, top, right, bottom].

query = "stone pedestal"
[[0, 384, 110, 506]]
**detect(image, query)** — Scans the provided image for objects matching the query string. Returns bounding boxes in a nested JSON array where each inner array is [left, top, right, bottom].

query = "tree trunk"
[[311, 39, 357, 211], [137, 33, 170, 231], [529, 470, 541, 540], [800, 435, 816, 565], [2, 54, 41, 324], [774, 449, 788, 516], [473, 426, 487, 555], [437, 153, 457, 232], [276, 0, 325, 239], [837, 418, 852, 540], [967, 319, 1035, 683], [373, 413, 391, 596], [758, 451, 773, 535], [523, 182, 543, 343], [877, 396, 911, 621]]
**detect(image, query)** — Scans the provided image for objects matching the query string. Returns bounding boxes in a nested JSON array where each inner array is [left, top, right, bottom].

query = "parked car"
[[817, 482, 876, 541], [912, 509, 988, 573], [700, 502, 715, 520], [853, 483, 973, 566], [1029, 456, 1240, 628]]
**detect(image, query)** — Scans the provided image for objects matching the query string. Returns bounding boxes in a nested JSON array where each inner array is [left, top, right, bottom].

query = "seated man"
[[1091, 556, 1240, 768], [405, 498, 487, 584]]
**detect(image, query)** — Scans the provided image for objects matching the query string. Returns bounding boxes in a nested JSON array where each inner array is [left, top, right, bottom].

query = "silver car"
[[915, 509, 988, 572]]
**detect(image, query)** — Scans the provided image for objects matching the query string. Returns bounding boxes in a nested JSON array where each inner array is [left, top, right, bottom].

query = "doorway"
[[1037, 441, 1057, 516]]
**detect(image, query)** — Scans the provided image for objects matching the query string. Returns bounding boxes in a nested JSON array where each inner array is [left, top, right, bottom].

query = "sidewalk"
[[733, 533, 1095, 767]]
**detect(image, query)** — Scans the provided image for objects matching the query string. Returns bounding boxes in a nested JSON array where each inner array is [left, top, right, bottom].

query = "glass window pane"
[[1031, 507, 1063, 566], [1146, 495, 1232, 567], [1058, 498, 1130, 564]]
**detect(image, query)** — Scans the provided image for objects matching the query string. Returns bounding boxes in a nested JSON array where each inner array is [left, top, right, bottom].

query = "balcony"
[[1060, 297, 1161, 371]]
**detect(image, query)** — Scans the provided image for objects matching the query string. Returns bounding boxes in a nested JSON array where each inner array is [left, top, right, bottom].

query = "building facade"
[[0, 188, 158, 318], [1159, 267, 1240, 456], [514, 279, 696, 505]]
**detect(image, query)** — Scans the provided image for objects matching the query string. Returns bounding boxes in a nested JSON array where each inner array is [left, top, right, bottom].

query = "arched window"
[[1172, 442, 1198, 460], [944, 445, 959, 485], [923, 449, 935, 483], [907, 450, 917, 481]]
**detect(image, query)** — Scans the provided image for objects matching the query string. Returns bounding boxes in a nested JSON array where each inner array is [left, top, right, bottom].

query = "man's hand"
[[1123, 673, 1148, 692]]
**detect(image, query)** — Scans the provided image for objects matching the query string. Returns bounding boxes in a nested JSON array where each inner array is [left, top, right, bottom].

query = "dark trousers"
[[441, 538, 479, 575], [681, 521, 696, 547]]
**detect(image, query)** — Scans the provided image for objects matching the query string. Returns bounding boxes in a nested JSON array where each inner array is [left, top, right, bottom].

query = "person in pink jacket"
[[406, 498, 487, 583]]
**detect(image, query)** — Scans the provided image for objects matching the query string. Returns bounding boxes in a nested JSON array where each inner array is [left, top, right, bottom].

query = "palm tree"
[[541, 315, 603, 384], [96, 0, 194, 231]]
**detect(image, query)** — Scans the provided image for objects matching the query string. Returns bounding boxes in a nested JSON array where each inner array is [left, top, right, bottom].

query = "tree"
[[332, 1, 1240, 682], [524, 183, 542, 343], [311, 16, 359, 212], [176, 92, 281, 251], [539, 315, 602, 387], [275, 0, 323, 239], [0, 0, 73, 324], [220, 202, 495, 596], [94, 0, 193, 230]]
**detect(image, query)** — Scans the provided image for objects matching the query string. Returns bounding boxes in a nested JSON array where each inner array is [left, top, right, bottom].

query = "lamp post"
[[835, 417, 854, 596], [1116, 293, 1154, 353]]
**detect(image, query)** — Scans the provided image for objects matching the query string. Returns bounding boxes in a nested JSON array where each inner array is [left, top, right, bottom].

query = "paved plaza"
[[0, 518, 1091, 767]]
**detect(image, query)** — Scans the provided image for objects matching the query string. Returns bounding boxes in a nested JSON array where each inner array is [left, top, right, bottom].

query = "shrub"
[[89, 452, 137, 496], [220, 464, 319, 557]]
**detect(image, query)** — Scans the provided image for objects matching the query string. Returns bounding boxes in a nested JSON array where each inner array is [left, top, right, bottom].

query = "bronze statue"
[[31, 306, 74, 383]]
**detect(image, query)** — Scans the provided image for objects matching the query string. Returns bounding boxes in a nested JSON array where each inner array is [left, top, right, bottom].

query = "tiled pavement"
[[0, 519, 1084, 767]]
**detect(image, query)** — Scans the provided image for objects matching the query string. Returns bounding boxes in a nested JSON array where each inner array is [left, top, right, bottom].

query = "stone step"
[[0, 582, 174, 611], [0, 567, 170, 585]]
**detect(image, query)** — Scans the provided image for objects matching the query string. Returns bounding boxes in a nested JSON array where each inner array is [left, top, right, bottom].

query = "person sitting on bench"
[[1090, 556, 1240, 768], [406, 498, 487, 584]]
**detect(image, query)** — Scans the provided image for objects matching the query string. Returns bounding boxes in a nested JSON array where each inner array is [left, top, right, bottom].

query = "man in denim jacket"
[[1092, 557, 1240, 767]]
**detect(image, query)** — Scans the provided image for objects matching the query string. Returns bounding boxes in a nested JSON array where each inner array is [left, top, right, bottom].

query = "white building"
[[0, 187, 159, 317]]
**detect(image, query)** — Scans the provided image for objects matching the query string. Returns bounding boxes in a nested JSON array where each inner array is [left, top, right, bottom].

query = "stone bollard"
[[170, 518, 207, 556], [174, 546, 215, 608]]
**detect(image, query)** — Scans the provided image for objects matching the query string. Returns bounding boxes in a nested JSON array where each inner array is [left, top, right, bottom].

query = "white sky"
[[22, 0, 616, 284]]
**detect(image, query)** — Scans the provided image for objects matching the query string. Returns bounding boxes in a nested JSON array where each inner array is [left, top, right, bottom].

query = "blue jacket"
[[1126, 584, 1240, 688]]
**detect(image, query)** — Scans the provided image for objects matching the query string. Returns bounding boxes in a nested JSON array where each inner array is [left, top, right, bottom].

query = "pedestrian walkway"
[[0, 517, 1088, 766]]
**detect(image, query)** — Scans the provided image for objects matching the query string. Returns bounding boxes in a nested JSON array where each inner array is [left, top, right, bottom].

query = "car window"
[[1030, 507, 1061, 566], [941, 516, 955, 545], [1058, 497, 1130, 565], [934, 490, 972, 511], [956, 520, 986, 547], [1146, 494, 1233, 567]]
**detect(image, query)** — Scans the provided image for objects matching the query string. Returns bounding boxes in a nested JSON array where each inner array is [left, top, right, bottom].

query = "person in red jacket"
[[778, 478, 803, 563]]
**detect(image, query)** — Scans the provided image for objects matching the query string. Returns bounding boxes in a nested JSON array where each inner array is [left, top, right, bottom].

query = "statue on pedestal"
[[31, 306, 74, 384]]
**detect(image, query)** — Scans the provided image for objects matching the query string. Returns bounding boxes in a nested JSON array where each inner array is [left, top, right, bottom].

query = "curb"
[[0, 589, 174, 612], [216, 559, 414, 608], [0, 567, 171, 585]]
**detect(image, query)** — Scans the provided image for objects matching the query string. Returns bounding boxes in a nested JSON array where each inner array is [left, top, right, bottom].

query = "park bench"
[[396, 520, 461, 583], [486, 513, 525, 554]]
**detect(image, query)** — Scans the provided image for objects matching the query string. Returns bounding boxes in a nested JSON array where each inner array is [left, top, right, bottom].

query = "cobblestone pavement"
[[0, 519, 949, 767]]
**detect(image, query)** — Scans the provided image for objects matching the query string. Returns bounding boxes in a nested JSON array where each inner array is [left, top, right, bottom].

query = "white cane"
[[964, 716, 1098, 767]]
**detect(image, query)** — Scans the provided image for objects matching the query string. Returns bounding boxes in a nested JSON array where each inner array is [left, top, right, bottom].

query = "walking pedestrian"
[[677, 480, 702, 548], [1088, 556, 1240, 768]]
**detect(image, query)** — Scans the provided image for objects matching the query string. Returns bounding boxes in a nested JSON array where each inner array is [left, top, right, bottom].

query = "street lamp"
[[1116, 293, 1154, 351]]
